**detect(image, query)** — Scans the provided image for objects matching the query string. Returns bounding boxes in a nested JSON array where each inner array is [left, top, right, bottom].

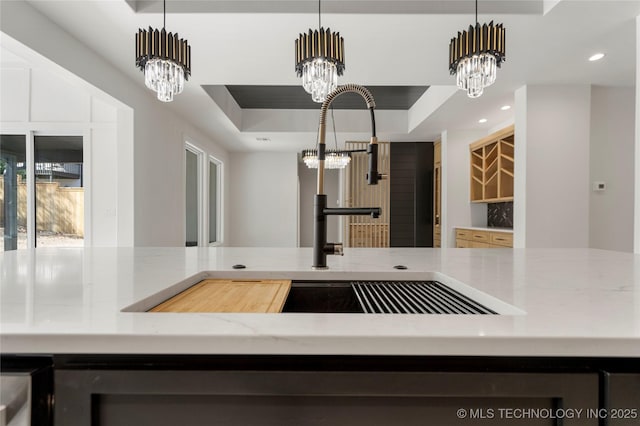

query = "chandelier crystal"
[[135, 1, 191, 102], [302, 58, 339, 103], [302, 149, 351, 169], [144, 58, 186, 102], [448, 0, 505, 98], [294, 0, 345, 103]]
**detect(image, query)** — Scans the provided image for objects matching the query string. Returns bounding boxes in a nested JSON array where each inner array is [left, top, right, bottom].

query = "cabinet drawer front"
[[456, 229, 472, 240], [471, 230, 490, 242], [490, 232, 513, 247], [471, 241, 493, 248], [456, 239, 471, 248]]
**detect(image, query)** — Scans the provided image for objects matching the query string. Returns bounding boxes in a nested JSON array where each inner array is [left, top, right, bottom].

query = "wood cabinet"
[[470, 125, 514, 203], [349, 223, 389, 248], [344, 141, 390, 248], [456, 227, 513, 248], [433, 140, 442, 248]]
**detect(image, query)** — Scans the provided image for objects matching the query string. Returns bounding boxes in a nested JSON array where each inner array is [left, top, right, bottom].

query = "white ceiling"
[[9, 0, 640, 151]]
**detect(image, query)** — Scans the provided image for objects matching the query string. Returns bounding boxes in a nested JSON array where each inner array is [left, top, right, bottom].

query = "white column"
[[440, 130, 448, 249], [635, 15, 640, 253], [513, 86, 527, 249]]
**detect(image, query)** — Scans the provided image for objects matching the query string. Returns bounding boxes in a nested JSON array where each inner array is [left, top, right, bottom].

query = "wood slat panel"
[[343, 141, 390, 247], [150, 279, 291, 313]]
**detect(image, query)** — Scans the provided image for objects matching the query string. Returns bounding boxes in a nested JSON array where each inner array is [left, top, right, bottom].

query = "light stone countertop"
[[1, 247, 639, 357]]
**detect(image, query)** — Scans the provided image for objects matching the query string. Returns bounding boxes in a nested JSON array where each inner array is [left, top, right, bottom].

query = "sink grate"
[[351, 281, 497, 314]]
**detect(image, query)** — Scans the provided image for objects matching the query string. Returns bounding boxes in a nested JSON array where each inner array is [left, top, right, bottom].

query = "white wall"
[[1, 1, 230, 247], [442, 129, 487, 247], [515, 84, 591, 248], [0, 58, 122, 246], [228, 152, 297, 247], [635, 15, 640, 254], [589, 86, 635, 252], [513, 86, 528, 248]]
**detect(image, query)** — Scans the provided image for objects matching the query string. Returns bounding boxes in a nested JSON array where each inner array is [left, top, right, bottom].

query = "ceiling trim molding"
[[127, 1, 544, 15]]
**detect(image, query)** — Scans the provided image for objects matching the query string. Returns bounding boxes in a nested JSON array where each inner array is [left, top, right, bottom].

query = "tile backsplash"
[[488, 202, 513, 228]]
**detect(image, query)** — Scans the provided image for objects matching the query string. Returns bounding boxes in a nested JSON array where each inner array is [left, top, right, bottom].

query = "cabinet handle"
[[495, 238, 504, 241], [474, 235, 483, 238]]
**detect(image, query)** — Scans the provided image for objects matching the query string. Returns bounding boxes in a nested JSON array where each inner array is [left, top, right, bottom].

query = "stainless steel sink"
[[282, 281, 498, 314]]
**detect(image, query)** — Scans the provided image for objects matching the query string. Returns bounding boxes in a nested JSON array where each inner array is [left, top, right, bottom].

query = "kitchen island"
[[1, 247, 639, 425]]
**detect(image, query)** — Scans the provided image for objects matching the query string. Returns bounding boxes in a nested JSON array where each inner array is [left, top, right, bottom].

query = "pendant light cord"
[[475, 0, 478, 25], [163, 0, 166, 29], [318, 0, 321, 29]]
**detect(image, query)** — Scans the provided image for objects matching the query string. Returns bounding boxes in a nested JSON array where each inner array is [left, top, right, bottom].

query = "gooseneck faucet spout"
[[313, 84, 384, 269]]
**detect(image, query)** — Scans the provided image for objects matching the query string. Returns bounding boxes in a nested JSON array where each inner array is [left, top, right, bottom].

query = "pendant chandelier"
[[135, 0, 191, 102], [294, 0, 345, 103], [302, 106, 351, 169], [303, 149, 351, 169], [448, 0, 505, 98]]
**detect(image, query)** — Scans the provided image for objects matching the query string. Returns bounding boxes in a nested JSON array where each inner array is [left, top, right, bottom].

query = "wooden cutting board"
[[149, 279, 291, 313]]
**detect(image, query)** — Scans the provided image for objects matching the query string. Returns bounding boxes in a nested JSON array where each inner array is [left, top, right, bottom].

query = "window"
[[208, 157, 222, 245], [34, 135, 84, 248], [185, 142, 223, 247], [1, 135, 27, 251], [185, 145, 201, 247], [1, 134, 84, 251]]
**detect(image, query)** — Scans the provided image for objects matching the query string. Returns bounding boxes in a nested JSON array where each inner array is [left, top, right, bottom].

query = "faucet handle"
[[334, 243, 344, 256]]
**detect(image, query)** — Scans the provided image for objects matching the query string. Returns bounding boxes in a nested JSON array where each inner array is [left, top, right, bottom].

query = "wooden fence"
[[0, 176, 84, 236]]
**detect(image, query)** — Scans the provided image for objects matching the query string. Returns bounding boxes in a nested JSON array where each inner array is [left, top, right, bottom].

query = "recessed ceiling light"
[[256, 137, 270, 142], [589, 53, 605, 62], [500, 105, 511, 111], [478, 118, 488, 124]]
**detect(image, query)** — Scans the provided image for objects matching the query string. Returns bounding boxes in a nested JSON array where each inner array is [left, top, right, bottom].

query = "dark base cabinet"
[[40, 356, 638, 426], [0, 355, 54, 426], [607, 373, 640, 425]]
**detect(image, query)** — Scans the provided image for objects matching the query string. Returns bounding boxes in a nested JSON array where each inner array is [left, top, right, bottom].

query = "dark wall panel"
[[390, 142, 434, 247]]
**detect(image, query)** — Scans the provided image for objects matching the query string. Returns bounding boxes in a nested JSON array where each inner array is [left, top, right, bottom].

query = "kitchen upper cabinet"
[[470, 125, 514, 203]]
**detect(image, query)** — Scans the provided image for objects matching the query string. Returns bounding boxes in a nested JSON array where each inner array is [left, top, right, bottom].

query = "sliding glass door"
[[1, 134, 84, 250], [1, 135, 27, 251], [34, 136, 84, 247]]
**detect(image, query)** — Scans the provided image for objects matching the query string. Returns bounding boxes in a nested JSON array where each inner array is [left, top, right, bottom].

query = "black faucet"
[[313, 84, 384, 269]]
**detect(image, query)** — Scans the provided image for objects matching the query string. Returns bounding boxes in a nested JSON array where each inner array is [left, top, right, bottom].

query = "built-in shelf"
[[469, 125, 515, 203]]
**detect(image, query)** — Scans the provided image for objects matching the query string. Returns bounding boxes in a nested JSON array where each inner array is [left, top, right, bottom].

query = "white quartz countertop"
[[1, 247, 639, 357], [455, 226, 514, 233]]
